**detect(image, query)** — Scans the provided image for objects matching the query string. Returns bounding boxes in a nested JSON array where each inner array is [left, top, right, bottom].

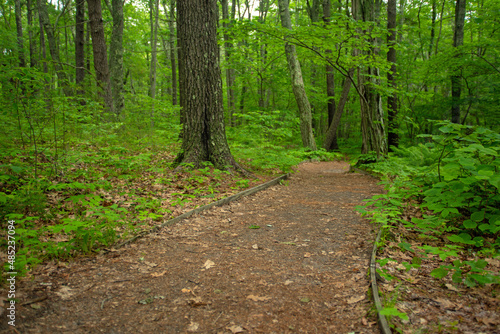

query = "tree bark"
[[168, 0, 177, 106], [110, 0, 125, 117], [149, 0, 160, 126], [75, 0, 85, 88], [87, 0, 114, 115], [353, 0, 387, 156], [323, 0, 338, 150], [27, 0, 36, 67], [15, 0, 26, 67], [39, 0, 71, 95], [221, 0, 236, 124], [451, 0, 465, 124], [323, 69, 354, 150], [175, 0, 241, 171], [387, 0, 398, 151], [278, 0, 317, 151]]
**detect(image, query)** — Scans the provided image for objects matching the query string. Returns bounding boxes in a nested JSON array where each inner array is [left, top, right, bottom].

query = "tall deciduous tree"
[[175, 0, 241, 171], [75, 0, 85, 89], [353, 0, 387, 156], [387, 0, 398, 150], [15, 0, 25, 67], [221, 0, 236, 123], [451, 0, 465, 124], [109, 0, 125, 117], [278, 0, 317, 151], [87, 0, 114, 114]]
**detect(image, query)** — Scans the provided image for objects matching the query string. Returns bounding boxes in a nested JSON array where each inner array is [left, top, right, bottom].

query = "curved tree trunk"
[[278, 0, 317, 151], [175, 0, 241, 172]]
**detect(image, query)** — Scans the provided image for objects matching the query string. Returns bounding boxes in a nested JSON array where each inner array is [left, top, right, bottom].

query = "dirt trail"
[[5, 161, 384, 334]]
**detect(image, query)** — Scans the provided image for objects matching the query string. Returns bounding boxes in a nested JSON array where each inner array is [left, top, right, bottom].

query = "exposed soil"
[[1, 161, 384, 333]]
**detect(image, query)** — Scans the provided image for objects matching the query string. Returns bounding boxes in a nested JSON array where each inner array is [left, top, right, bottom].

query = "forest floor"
[[1, 161, 383, 333], [2, 160, 498, 333]]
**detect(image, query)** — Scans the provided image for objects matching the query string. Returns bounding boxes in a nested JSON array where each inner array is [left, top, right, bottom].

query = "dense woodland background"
[[1, 0, 499, 311]]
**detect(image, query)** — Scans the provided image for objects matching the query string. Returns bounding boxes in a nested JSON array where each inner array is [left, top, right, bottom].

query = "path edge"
[[114, 173, 290, 249], [370, 228, 392, 334]]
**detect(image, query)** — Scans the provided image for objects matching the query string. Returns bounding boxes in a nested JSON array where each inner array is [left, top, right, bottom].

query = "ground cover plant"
[[357, 121, 500, 332]]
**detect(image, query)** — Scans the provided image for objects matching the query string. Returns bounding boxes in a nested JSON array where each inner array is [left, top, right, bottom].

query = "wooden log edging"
[[370, 228, 392, 334], [115, 173, 290, 249]]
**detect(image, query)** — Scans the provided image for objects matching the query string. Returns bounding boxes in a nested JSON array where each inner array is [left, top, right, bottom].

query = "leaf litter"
[[7, 161, 384, 333]]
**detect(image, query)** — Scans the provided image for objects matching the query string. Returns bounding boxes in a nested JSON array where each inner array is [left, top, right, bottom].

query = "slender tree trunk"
[[149, 0, 160, 127], [387, 0, 398, 151], [323, 0, 339, 150], [175, 0, 241, 171], [323, 69, 354, 150], [87, 0, 114, 115], [168, 0, 177, 106], [27, 0, 36, 67], [451, 0, 466, 124], [221, 0, 236, 124], [39, 0, 71, 95], [353, 0, 387, 156], [75, 0, 85, 89], [278, 0, 317, 151], [15, 0, 26, 67], [109, 0, 125, 117], [38, 0, 48, 73]]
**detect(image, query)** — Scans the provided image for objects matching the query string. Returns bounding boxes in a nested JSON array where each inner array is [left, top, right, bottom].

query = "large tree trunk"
[[451, 0, 465, 124], [109, 0, 125, 117], [278, 0, 317, 151], [87, 0, 114, 115], [175, 0, 241, 171], [75, 0, 85, 89], [15, 0, 26, 67], [387, 0, 398, 151], [353, 0, 387, 156]]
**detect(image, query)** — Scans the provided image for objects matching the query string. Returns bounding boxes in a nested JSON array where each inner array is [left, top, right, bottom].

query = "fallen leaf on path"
[[284, 280, 294, 285], [304, 252, 312, 258], [55, 286, 75, 300], [252, 244, 259, 249], [226, 325, 244, 333], [187, 321, 199, 332], [445, 283, 459, 292], [151, 271, 167, 277], [247, 295, 271, 302], [347, 295, 365, 304], [435, 297, 455, 309], [181, 288, 192, 293], [202, 260, 215, 269]]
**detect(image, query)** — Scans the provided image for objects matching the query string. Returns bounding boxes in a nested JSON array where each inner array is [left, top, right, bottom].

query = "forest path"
[[11, 161, 383, 334]]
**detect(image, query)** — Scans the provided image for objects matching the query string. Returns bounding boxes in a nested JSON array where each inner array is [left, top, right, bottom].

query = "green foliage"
[[357, 121, 500, 288]]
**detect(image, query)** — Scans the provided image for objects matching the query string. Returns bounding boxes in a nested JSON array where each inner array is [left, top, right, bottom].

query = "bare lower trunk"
[[278, 0, 316, 150]]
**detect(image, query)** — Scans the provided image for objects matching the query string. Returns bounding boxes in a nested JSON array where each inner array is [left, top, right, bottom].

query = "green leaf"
[[430, 267, 449, 279], [379, 307, 409, 321], [463, 220, 477, 229]]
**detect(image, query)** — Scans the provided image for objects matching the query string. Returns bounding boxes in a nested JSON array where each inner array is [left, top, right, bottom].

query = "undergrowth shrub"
[[357, 121, 500, 288]]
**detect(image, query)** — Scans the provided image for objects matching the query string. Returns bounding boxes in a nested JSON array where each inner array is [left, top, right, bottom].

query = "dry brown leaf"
[[55, 286, 75, 300], [151, 271, 167, 277], [246, 295, 272, 302], [435, 297, 454, 309], [187, 321, 199, 332], [347, 295, 365, 304], [181, 288, 192, 293], [444, 283, 459, 292], [202, 260, 215, 269], [304, 252, 312, 258], [284, 280, 294, 286], [226, 325, 244, 333]]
